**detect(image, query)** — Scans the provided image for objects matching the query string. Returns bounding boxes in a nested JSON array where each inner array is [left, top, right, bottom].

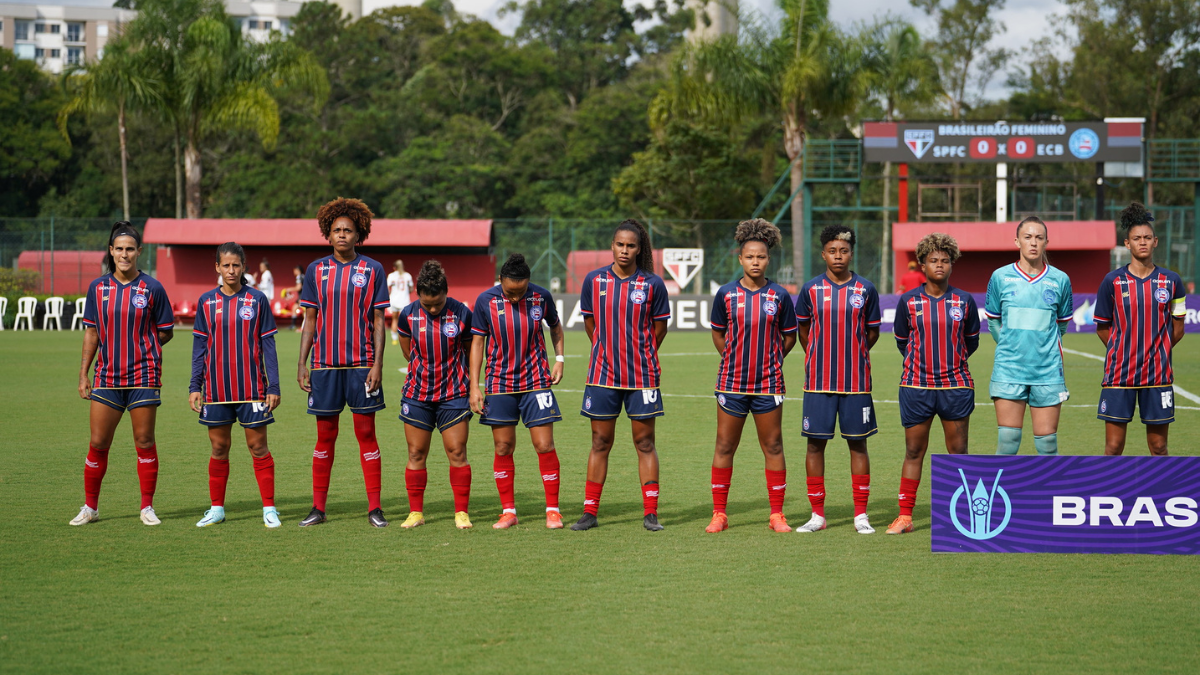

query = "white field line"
[[1062, 347, 1200, 408]]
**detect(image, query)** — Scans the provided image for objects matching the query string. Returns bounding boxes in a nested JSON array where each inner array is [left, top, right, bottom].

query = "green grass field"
[[2, 328, 1199, 674]]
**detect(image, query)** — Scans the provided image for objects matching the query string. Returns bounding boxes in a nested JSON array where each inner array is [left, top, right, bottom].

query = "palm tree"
[[650, 0, 867, 278], [863, 20, 939, 292], [58, 38, 162, 220]]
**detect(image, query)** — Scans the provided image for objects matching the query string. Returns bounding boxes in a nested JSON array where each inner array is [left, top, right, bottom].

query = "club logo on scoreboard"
[[949, 469, 1012, 540], [1068, 128, 1100, 159], [904, 129, 934, 159]]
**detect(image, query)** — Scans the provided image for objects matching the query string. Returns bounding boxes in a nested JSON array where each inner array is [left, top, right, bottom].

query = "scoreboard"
[[862, 121, 1142, 164]]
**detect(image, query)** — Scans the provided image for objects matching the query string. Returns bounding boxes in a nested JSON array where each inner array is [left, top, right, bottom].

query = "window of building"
[[262, 20, 272, 30], [35, 23, 61, 34], [67, 23, 83, 42], [50, 48, 61, 58], [67, 47, 84, 65], [35, 23, 46, 33], [35, 47, 45, 57], [15, 20, 29, 40], [15, 44, 35, 59], [97, 23, 108, 38]]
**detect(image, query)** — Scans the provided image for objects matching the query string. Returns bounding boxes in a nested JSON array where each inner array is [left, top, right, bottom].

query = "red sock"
[[406, 468, 428, 512], [765, 469, 787, 514], [806, 476, 825, 518], [353, 413, 382, 512], [642, 482, 659, 516], [898, 477, 920, 517], [584, 480, 603, 516], [449, 465, 471, 512], [253, 453, 275, 507], [536, 451, 560, 509], [208, 457, 230, 507], [135, 446, 158, 509], [852, 473, 871, 517], [493, 453, 516, 510], [83, 446, 109, 510], [312, 415, 338, 511], [711, 466, 732, 513]]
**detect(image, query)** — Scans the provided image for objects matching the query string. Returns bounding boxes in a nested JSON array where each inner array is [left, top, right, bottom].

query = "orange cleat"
[[704, 511, 729, 533], [493, 512, 519, 530], [886, 515, 914, 535], [546, 511, 564, 529], [768, 513, 790, 533]]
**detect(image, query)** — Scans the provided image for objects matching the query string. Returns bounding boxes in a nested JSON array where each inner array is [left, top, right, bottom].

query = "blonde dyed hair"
[[915, 232, 961, 263]]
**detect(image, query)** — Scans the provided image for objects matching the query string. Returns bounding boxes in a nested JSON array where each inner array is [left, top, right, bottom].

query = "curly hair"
[[734, 218, 781, 250], [915, 233, 961, 264], [416, 260, 448, 296], [819, 224, 855, 249], [1119, 201, 1155, 232], [316, 197, 374, 243]]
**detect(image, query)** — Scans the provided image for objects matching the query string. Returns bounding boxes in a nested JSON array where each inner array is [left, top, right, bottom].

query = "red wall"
[[18, 251, 106, 295], [892, 249, 1111, 294]]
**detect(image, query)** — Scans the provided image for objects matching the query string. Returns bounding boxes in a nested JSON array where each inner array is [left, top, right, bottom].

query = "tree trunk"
[[174, 124, 183, 219], [118, 102, 130, 221], [185, 131, 202, 219], [784, 106, 806, 283], [881, 160, 891, 293]]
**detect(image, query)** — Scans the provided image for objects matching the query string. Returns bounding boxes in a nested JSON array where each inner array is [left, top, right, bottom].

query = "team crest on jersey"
[[584, 396, 592, 410], [529, 305, 543, 321], [803, 417, 810, 431], [1100, 399, 1107, 413], [849, 293, 865, 309], [351, 272, 367, 288], [308, 395, 314, 407], [402, 403, 410, 415], [718, 394, 727, 406], [949, 306, 964, 321], [763, 300, 778, 316], [1042, 288, 1057, 305], [1154, 287, 1170, 304], [239, 305, 255, 320], [442, 321, 459, 338], [131, 292, 148, 309], [630, 289, 647, 305], [201, 406, 208, 418]]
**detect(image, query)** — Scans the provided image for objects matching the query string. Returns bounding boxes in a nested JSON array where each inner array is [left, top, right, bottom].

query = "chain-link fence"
[[0, 218, 154, 296]]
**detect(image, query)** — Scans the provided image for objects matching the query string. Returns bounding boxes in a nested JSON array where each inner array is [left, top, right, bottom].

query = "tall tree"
[[0, 49, 71, 216], [910, 0, 1009, 119]]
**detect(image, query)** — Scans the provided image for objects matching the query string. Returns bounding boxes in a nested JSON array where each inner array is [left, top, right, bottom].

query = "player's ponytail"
[[102, 221, 141, 274], [215, 241, 253, 287], [614, 219, 655, 273], [416, 260, 448, 296], [499, 253, 531, 281]]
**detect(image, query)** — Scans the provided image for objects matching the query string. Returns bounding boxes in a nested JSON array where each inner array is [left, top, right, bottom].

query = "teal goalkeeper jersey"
[[984, 263, 1073, 385]]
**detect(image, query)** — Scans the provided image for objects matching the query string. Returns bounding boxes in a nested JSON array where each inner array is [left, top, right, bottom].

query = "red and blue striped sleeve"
[[470, 291, 491, 335], [579, 272, 595, 316], [865, 284, 881, 327], [795, 282, 812, 322], [650, 275, 670, 321], [81, 280, 98, 327], [778, 290, 798, 333], [152, 283, 175, 330], [299, 262, 319, 308], [371, 261, 390, 310], [710, 287, 728, 330], [541, 288, 561, 327]]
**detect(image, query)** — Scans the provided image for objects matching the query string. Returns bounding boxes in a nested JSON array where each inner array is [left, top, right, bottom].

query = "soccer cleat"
[[69, 505, 99, 526], [546, 511, 563, 529], [263, 507, 281, 529], [643, 514, 664, 531], [196, 507, 226, 527], [400, 511, 425, 529], [493, 512, 519, 529], [571, 513, 598, 531], [885, 515, 913, 535], [795, 514, 826, 533], [140, 506, 161, 526], [391, 337, 399, 345], [704, 512, 729, 533], [768, 513, 791, 533], [398, 367, 408, 374], [298, 507, 326, 527], [454, 511, 473, 529], [854, 513, 875, 534], [368, 508, 389, 528]]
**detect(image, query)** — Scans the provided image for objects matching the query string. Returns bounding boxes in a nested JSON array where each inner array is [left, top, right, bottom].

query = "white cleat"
[[854, 513, 875, 534], [263, 506, 281, 529], [795, 514, 827, 532], [140, 506, 161, 526], [69, 505, 99, 526], [196, 507, 225, 527]]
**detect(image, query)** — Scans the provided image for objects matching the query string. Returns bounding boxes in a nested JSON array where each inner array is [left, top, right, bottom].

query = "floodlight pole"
[[995, 163, 1007, 223]]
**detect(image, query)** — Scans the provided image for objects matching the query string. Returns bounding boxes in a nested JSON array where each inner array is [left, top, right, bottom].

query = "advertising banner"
[[862, 121, 1142, 164], [931, 455, 1200, 555]]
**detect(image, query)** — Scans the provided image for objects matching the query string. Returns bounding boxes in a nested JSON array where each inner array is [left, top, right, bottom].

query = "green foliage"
[[0, 268, 41, 294], [0, 50, 72, 216]]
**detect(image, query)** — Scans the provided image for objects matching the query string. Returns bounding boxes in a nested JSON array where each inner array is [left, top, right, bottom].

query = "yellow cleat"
[[400, 511, 425, 529], [768, 512, 790, 533], [886, 515, 914, 535], [454, 511, 473, 529], [704, 511, 728, 533]]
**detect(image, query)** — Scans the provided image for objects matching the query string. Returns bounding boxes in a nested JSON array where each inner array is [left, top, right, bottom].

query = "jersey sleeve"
[[1057, 275, 1073, 323], [371, 263, 390, 310], [396, 306, 413, 338], [964, 294, 981, 356], [152, 284, 175, 330], [189, 302, 207, 394], [192, 298, 208, 338], [795, 285, 812, 322], [262, 332, 280, 397], [259, 295, 278, 338], [778, 292, 798, 333], [82, 282, 98, 327], [650, 276, 670, 321], [865, 284, 881, 326], [542, 289, 561, 328], [1093, 274, 1114, 324], [893, 296, 911, 343], [579, 273, 594, 317], [470, 294, 490, 336], [299, 263, 318, 308], [1171, 273, 1188, 317], [984, 272, 1002, 320], [710, 289, 728, 330]]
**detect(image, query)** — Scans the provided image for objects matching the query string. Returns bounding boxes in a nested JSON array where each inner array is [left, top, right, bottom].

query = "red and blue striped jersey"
[[299, 254, 390, 369], [81, 272, 174, 388], [795, 273, 881, 393], [711, 280, 798, 395], [189, 287, 279, 403], [580, 266, 671, 389], [894, 287, 980, 389], [471, 284, 560, 394], [398, 297, 473, 402], [1094, 265, 1187, 387]]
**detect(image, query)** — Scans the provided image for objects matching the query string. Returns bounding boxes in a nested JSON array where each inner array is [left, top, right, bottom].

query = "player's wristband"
[[555, 355, 565, 363]]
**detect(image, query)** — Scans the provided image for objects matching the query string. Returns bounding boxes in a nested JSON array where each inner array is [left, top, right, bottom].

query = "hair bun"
[[1118, 202, 1153, 230]]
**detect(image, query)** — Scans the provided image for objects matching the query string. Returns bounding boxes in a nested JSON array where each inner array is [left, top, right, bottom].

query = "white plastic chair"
[[0, 296, 6, 330], [43, 296, 65, 331], [70, 297, 87, 330], [13, 297, 37, 331]]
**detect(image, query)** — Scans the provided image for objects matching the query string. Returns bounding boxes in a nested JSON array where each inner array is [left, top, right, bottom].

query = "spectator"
[[897, 260, 926, 294], [258, 260, 274, 300]]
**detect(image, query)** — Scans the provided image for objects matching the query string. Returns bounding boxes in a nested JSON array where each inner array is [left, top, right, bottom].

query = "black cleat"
[[570, 513, 598, 531], [643, 514, 664, 531], [368, 508, 389, 528], [299, 507, 326, 527]]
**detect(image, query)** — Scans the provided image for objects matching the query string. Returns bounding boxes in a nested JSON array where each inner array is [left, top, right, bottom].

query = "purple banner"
[[878, 294, 1200, 333], [931, 455, 1200, 555]]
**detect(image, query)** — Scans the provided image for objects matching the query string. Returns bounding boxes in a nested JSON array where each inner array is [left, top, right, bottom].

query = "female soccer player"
[[985, 216, 1073, 456], [189, 242, 282, 528], [795, 225, 881, 534], [297, 198, 391, 528], [1094, 203, 1187, 455], [71, 221, 174, 526], [705, 219, 798, 534], [396, 261, 475, 529], [572, 219, 670, 532], [469, 254, 566, 530], [886, 233, 979, 535], [388, 259, 413, 346]]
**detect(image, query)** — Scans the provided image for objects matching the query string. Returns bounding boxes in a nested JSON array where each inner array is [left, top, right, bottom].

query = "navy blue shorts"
[[200, 402, 274, 428], [716, 392, 785, 418], [898, 387, 975, 428], [580, 385, 664, 420], [91, 388, 160, 412], [1098, 386, 1175, 425], [480, 389, 562, 428], [307, 368, 385, 416], [401, 397, 472, 432], [801, 392, 877, 440]]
